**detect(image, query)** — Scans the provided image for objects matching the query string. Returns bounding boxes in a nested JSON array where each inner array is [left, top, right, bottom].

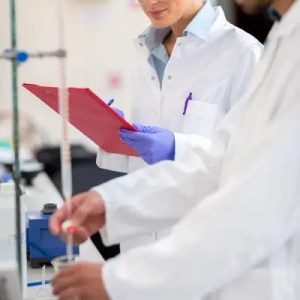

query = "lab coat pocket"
[[182, 101, 220, 138]]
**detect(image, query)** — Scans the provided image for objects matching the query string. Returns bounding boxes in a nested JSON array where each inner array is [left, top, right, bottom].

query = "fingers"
[[142, 126, 161, 133], [56, 287, 78, 300], [119, 123, 147, 143], [120, 130, 150, 143], [70, 198, 95, 228], [52, 265, 77, 296], [132, 122, 145, 131], [132, 123, 162, 133], [58, 226, 90, 245], [120, 122, 158, 142], [70, 226, 90, 245], [50, 191, 104, 244], [52, 262, 104, 300], [120, 130, 138, 143], [49, 192, 91, 236], [49, 207, 67, 235]]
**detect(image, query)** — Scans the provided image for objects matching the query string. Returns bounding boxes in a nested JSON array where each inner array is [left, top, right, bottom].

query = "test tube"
[[51, 255, 79, 300], [34, 265, 52, 300], [51, 254, 78, 273]]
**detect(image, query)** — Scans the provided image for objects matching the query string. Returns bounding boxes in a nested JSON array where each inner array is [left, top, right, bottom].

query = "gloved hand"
[[111, 107, 124, 118], [120, 123, 175, 164]]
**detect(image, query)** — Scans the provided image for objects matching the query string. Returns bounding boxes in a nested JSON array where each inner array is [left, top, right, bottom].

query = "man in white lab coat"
[[50, 0, 300, 299]]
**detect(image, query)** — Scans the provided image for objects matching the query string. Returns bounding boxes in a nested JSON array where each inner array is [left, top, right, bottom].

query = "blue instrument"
[[26, 204, 79, 268]]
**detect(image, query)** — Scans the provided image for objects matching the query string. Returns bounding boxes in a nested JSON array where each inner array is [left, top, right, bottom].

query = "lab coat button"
[[139, 42, 144, 47], [168, 75, 172, 80], [151, 76, 156, 80]]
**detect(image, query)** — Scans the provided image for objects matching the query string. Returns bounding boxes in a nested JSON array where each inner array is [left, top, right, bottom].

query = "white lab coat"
[[96, 6, 262, 175], [96, 6, 262, 252], [93, 1, 300, 299]]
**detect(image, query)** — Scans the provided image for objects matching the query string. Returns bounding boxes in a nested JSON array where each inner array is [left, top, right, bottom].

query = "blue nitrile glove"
[[120, 123, 175, 164], [112, 107, 124, 118]]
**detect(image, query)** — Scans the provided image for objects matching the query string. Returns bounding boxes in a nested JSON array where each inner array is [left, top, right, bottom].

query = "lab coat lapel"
[[134, 36, 161, 98], [243, 31, 281, 106]]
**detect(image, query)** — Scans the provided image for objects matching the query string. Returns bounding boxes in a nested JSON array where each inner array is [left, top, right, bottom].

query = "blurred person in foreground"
[[51, 0, 300, 299]]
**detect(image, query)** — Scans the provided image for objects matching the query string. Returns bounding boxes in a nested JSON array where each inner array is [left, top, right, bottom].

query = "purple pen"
[[183, 92, 192, 115]]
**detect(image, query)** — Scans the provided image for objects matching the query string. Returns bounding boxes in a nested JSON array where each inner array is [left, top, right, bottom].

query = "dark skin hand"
[[49, 191, 106, 245], [52, 262, 110, 300]]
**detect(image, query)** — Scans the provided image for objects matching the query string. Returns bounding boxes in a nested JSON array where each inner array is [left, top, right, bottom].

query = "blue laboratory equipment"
[[26, 204, 79, 268]]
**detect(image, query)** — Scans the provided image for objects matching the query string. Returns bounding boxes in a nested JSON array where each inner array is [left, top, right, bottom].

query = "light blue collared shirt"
[[141, 1, 217, 88]]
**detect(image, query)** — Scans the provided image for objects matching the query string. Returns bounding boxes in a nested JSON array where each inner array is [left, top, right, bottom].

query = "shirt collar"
[[136, 0, 217, 50], [183, 0, 217, 40], [267, 5, 281, 22], [151, 42, 169, 64], [137, 26, 170, 51]]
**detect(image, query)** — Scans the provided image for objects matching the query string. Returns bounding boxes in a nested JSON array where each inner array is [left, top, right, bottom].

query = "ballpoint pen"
[[183, 92, 192, 115], [107, 98, 114, 106]]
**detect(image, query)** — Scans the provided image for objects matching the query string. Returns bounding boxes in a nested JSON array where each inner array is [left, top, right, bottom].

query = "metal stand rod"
[[2, 1, 69, 297], [0, 49, 66, 61], [9, 0, 22, 289]]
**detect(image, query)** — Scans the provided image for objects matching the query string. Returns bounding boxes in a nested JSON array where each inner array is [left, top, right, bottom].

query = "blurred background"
[[0, 0, 273, 259], [0, 0, 272, 144]]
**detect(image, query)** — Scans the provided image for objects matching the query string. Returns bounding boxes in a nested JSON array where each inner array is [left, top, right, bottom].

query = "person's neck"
[[272, 0, 295, 16], [163, 1, 204, 56], [171, 1, 204, 39]]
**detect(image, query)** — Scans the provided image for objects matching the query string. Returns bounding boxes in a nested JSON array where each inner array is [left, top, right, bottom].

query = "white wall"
[[0, 0, 149, 148]]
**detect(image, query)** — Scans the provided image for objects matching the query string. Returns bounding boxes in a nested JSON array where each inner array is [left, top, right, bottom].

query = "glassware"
[[51, 255, 79, 300], [34, 265, 53, 300], [51, 254, 78, 273]]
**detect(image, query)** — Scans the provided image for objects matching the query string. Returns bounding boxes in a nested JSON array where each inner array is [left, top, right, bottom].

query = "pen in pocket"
[[183, 92, 192, 115]]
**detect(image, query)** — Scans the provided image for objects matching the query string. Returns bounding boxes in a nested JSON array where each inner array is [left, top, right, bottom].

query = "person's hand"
[[52, 262, 110, 300], [111, 107, 124, 118], [120, 123, 175, 164], [49, 191, 105, 245]]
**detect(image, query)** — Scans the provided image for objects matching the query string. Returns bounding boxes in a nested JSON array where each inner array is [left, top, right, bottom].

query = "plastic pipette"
[[34, 265, 51, 299], [57, 0, 73, 262]]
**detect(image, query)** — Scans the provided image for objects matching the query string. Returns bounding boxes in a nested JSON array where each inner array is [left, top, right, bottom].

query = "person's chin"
[[148, 10, 171, 28], [151, 19, 170, 28], [235, 0, 267, 15], [235, 0, 252, 13]]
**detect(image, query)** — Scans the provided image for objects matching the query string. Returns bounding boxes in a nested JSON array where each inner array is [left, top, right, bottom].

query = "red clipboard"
[[22, 83, 139, 156]]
